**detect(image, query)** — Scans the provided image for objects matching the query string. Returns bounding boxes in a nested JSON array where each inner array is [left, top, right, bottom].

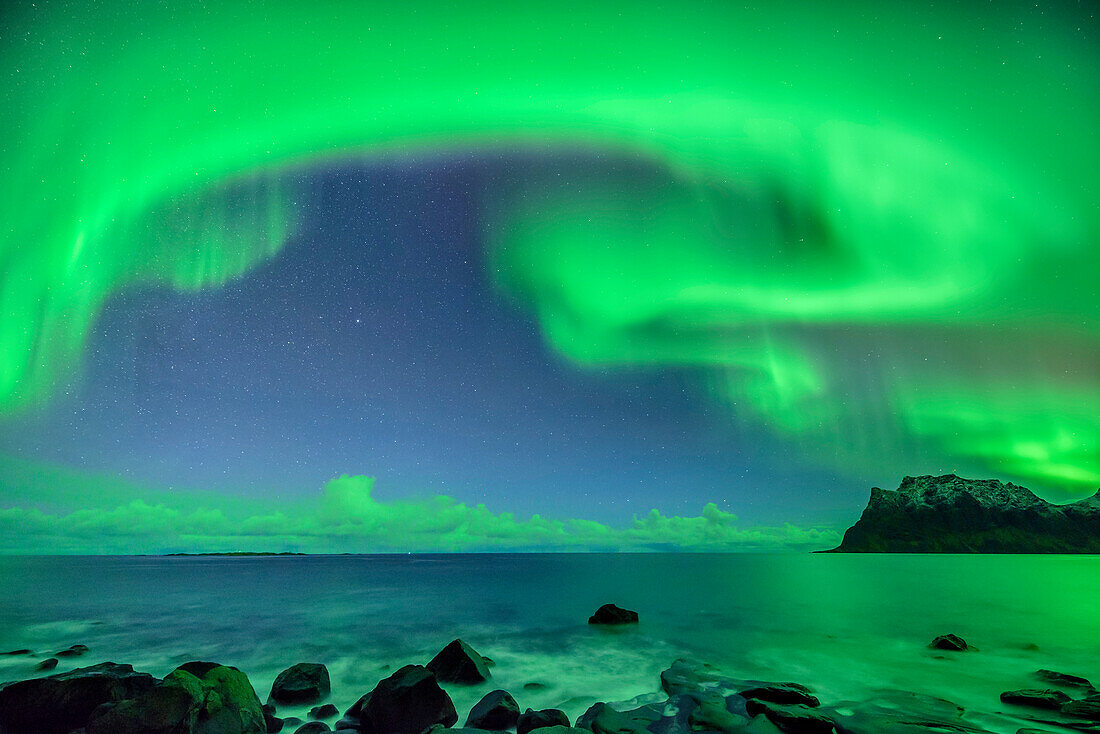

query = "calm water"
[[0, 554, 1097, 732]]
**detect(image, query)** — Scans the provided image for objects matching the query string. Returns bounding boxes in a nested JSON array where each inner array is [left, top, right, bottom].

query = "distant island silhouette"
[[164, 551, 308, 556]]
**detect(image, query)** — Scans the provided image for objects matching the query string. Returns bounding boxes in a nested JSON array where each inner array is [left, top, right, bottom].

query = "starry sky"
[[0, 0, 1097, 552]]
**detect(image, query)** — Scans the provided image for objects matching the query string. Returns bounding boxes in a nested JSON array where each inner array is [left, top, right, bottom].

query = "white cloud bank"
[[0, 474, 841, 554]]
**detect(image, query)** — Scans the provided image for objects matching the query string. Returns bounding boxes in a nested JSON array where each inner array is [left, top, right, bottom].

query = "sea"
[[0, 554, 1097, 733]]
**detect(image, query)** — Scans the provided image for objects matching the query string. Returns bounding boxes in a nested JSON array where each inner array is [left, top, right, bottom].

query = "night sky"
[[0, 1, 1096, 552]]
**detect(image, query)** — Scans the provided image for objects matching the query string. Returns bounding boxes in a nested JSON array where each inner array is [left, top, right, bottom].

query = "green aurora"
[[1, 0, 1097, 505]]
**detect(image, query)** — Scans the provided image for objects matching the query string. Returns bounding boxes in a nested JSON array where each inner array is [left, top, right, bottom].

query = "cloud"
[[0, 473, 840, 554]]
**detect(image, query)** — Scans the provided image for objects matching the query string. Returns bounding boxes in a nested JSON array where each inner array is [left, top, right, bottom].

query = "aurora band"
[[1, 1, 1096, 495]]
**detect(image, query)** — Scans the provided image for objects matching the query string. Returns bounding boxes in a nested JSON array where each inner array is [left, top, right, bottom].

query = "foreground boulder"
[[688, 691, 749, 732], [817, 690, 991, 734], [1061, 695, 1100, 719], [929, 634, 970, 652], [1035, 669, 1095, 691], [262, 703, 283, 732], [293, 723, 331, 733], [87, 673, 201, 734], [426, 640, 491, 684], [659, 658, 995, 734], [466, 689, 521, 730], [739, 683, 820, 707], [55, 643, 89, 657], [345, 692, 371, 719], [86, 661, 265, 734], [310, 703, 339, 719], [999, 689, 1071, 709], [587, 604, 639, 625], [0, 661, 157, 734], [576, 701, 663, 734], [745, 700, 835, 733], [180, 661, 266, 732], [660, 658, 724, 696], [518, 708, 570, 734], [356, 665, 457, 734], [270, 663, 331, 705]]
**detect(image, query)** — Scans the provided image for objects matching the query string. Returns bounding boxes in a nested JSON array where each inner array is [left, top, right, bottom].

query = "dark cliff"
[[827, 474, 1100, 553]]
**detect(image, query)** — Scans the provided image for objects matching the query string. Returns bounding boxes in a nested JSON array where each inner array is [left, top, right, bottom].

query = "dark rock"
[[588, 604, 639, 625], [999, 689, 1071, 709], [654, 660, 812, 732], [523, 682, 548, 690], [816, 690, 993, 734], [928, 634, 970, 651], [741, 722, 785, 734], [36, 657, 59, 671], [0, 662, 158, 734], [270, 663, 331, 705], [86, 661, 265, 734], [720, 693, 754, 721], [745, 700, 835, 734], [826, 474, 1100, 553], [1061, 695, 1100, 719], [529, 728, 589, 734], [466, 689, 520, 730], [1, 648, 33, 655], [1034, 669, 1095, 691], [345, 693, 371, 719], [688, 691, 749, 732], [573, 692, 756, 734], [295, 723, 331, 734], [180, 661, 266, 733], [263, 703, 284, 732], [576, 701, 663, 734], [426, 640, 491, 684], [519, 708, 570, 734], [739, 683, 820, 707], [86, 677, 200, 734], [660, 658, 723, 696], [311, 703, 340, 720], [655, 692, 709, 733], [283, 717, 304, 728], [333, 716, 360, 731], [356, 664, 457, 734], [55, 644, 89, 657]]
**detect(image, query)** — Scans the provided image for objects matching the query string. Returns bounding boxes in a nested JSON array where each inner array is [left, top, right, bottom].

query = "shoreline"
[[1, 653, 1096, 734], [1, 621, 1097, 734], [1, 555, 1096, 734]]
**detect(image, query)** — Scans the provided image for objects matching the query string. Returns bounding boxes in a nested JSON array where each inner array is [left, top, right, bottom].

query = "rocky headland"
[[826, 474, 1100, 553]]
